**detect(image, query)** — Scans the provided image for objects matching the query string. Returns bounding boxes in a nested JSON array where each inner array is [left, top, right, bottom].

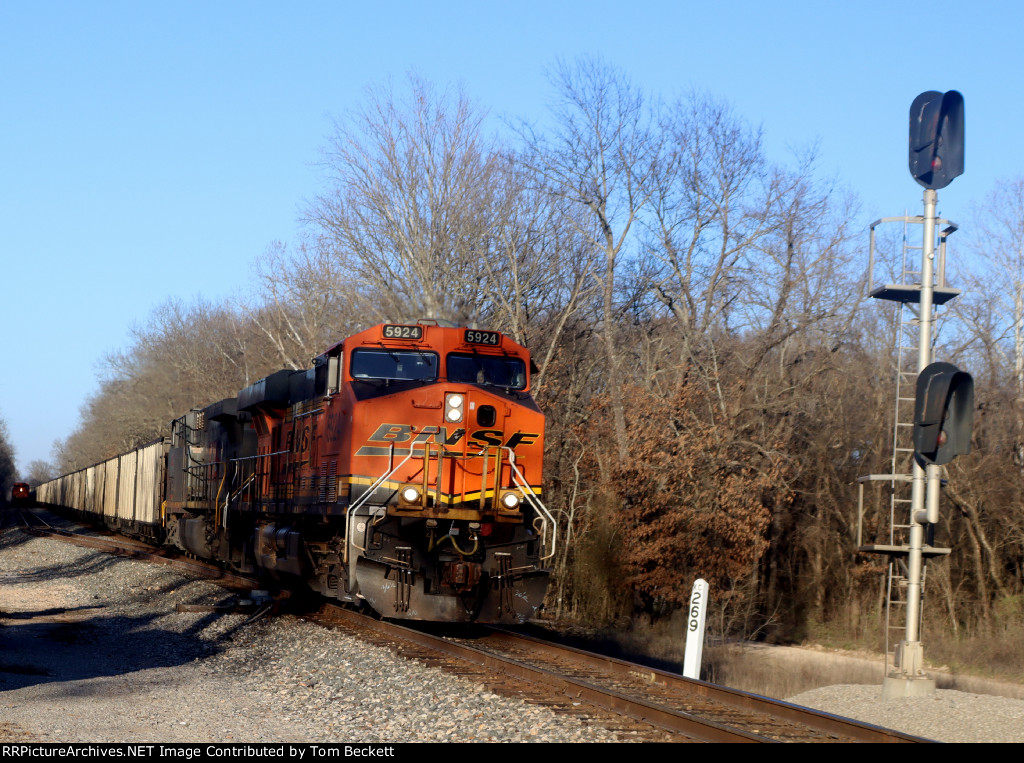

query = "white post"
[[682, 578, 709, 679]]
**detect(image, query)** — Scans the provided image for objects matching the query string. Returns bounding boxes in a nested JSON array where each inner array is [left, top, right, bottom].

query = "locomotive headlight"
[[445, 393, 465, 423], [499, 491, 521, 510], [400, 485, 422, 505]]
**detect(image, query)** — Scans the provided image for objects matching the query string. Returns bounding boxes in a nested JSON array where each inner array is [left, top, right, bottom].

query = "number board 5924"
[[465, 330, 501, 346], [382, 324, 423, 340]]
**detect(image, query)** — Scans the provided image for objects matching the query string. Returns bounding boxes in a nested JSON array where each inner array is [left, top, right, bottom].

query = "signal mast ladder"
[[856, 214, 957, 676]]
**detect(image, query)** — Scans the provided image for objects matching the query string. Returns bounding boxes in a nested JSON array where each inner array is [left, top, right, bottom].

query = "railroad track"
[[10, 506, 256, 590], [314, 604, 930, 743], [0, 507, 50, 532], [8, 507, 930, 742]]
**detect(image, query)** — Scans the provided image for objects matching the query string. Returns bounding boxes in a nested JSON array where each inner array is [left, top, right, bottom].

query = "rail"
[[318, 605, 930, 743]]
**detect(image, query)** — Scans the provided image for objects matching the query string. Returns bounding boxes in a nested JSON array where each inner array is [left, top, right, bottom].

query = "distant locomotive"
[[37, 322, 557, 623], [11, 482, 31, 507]]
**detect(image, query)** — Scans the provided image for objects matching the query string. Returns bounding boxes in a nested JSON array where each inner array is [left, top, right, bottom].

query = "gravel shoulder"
[[786, 684, 1024, 743], [739, 641, 1024, 742], [0, 530, 618, 743], [4, 527, 1024, 743]]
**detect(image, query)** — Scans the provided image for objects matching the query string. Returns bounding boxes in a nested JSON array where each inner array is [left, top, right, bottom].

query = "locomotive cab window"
[[351, 349, 438, 381], [446, 353, 526, 390]]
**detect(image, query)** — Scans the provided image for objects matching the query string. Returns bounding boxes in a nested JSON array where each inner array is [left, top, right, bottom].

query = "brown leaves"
[[586, 381, 791, 608]]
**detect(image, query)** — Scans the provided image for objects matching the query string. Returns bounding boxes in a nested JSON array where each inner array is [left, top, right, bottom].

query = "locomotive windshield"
[[446, 353, 526, 389], [351, 349, 438, 381]]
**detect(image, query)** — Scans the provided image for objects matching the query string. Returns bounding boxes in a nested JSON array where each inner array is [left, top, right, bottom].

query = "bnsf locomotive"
[[11, 482, 31, 507], [37, 322, 557, 623]]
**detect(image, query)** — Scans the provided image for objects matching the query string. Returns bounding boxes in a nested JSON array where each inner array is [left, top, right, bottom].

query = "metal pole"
[[901, 189, 938, 680]]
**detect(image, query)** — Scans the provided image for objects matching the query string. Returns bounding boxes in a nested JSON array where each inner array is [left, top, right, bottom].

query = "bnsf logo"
[[356, 424, 539, 456]]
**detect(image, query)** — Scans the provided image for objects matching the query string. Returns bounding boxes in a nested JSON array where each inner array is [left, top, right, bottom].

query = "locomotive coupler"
[[440, 559, 483, 592]]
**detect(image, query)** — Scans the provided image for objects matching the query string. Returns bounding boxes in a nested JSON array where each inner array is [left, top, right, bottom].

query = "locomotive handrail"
[[232, 449, 293, 460], [228, 450, 290, 511], [341, 440, 556, 565], [214, 461, 228, 530], [501, 447, 557, 562], [227, 471, 257, 503], [343, 442, 422, 564]]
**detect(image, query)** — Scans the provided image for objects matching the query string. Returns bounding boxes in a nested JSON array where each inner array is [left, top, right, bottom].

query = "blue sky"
[[0, 1, 1020, 474]]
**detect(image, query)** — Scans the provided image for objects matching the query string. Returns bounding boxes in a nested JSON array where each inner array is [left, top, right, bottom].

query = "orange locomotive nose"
[[340, 324, 545, 521], [320, 322, 554, 622]]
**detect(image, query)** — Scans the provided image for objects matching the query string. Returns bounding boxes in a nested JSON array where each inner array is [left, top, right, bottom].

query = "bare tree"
[[475, 169, 600, 392], [55, 298, 285, 470], [305, 73, 602, 400], [515, 57, 661, 458], [646, 93, 776, 337], [24, 459, 55, 487], [307, 76, 508, 326], [963, 179, 1024, 394], [246, 239, 362, 369], [0, 416, 17, 502]]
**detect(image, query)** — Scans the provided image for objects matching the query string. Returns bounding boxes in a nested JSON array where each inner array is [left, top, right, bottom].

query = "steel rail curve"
[[481, 627, 928, 743], [316, 605, 931, 743]]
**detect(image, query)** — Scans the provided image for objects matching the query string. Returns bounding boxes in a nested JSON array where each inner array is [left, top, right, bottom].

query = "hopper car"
[[36, 322, 557, 623]]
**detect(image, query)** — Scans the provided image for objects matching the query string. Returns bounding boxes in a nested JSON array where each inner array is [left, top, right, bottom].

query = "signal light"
[[913, 361, 974, 466], [909, 90, 964, 190]]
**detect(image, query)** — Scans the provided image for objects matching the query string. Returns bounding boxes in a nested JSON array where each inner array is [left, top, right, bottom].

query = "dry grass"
[[702, 644, 878, 698], [568, 610, 1024, 701], [923, 628, 1024, 685], [704, 642, 1024, 700]]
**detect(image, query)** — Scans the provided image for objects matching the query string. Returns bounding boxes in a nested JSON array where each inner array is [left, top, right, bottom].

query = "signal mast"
[[858, 91, 972, 698]]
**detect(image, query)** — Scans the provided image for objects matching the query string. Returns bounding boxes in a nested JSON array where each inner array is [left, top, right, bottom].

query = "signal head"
[[909, 90, 964, 190], [913, 361, 974, 466]]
